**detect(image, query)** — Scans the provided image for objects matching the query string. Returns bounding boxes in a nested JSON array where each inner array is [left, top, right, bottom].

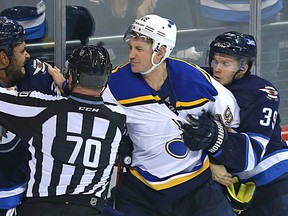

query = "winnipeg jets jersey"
[[103, 58, 240, 193], [0, 59, 58, 209], [221, 74, 288, 186], [202, 66, 288, 186]]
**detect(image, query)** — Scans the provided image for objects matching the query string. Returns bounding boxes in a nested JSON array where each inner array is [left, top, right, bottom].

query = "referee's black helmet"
[[68, 45, 112, 88], [0, 16, 25, 57]]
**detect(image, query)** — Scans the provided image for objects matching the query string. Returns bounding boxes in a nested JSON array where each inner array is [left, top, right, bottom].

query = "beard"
[[5, 63, 25, 87]]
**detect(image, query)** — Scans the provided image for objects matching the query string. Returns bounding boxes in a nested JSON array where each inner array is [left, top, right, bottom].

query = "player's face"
[[5, 41, 30, 86], [128, 38, 153, 73], [212, 54, 239, 86]]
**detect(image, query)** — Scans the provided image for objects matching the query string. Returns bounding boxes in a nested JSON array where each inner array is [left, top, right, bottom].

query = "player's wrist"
[[61, 80, 67, 91], [61, 80, 71, 96], [207, 121, 228, 154]]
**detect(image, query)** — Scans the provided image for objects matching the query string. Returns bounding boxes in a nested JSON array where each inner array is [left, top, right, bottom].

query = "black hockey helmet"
[[68, 45, 112, 88], [0, 16, 25, 57], [209, 31, 257, 66], [66, 5, 95, 45]]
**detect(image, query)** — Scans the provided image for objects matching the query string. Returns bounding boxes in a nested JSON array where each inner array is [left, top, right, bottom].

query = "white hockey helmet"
[[124, 14, 177, 60]]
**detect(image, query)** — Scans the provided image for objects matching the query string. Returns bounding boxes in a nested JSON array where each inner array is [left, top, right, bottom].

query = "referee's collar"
[[69, 92, 104, 105]]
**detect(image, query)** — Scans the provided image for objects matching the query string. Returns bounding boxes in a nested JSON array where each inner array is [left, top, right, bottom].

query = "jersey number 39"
[[260, 107, 277, 129]]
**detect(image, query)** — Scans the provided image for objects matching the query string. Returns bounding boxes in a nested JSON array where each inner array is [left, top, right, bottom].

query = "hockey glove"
[[181, 112, 227, 154], [226, 176, 256, 214], [118, 134, 133, 168]]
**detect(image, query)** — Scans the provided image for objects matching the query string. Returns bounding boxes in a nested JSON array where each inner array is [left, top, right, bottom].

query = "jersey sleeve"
[[0, 87, 64, 142], [17, 59, 60, 95], [210, 80, 282, 173], [102, 85, 120, 104]]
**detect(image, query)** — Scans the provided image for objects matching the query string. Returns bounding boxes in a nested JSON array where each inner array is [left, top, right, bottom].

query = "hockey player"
[[0, 17, 58, 216], [201, 31, 288, 215], [0, 45, 126, 216], [101, 14, 241, 216]]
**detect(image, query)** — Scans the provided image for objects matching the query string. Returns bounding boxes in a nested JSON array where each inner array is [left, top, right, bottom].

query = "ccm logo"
[[79, 107, 99, 112]]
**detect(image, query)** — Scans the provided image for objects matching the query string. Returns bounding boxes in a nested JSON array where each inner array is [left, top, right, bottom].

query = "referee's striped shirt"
[[0, 88, 126, 200]]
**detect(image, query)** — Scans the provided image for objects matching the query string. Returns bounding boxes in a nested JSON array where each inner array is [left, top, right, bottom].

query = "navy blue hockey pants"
[[240, 172, 288, 216], [116, 171, 234, 216]]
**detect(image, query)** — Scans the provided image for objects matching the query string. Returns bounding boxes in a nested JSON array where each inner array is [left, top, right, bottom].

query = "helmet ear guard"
[[226, 176, 256, 214]]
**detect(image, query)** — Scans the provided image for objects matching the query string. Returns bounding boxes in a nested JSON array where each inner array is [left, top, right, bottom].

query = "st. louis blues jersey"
[[0, 59, 58, 209], [103, 58, 240, 199], [205, 71, 288, 186]]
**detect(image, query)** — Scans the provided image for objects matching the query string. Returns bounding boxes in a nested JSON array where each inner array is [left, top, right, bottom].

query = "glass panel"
[[261, 1, 288, 125], [64, 0, 286, 126], [0, 0, 55, 64], [2, 0, 286, 125]]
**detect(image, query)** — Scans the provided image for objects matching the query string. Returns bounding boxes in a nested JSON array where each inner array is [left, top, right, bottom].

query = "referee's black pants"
[[17, 202, 101, 216], [16, 194, 124, 216]]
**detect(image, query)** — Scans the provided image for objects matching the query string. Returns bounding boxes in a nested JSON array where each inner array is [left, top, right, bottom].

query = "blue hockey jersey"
[[0, 59, 58, 209], [204, 66, 288, 186], [227, 75, 288, 186]]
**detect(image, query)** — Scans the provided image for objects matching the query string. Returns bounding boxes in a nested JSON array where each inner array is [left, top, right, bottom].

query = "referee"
[[0, 45, 126, 216]]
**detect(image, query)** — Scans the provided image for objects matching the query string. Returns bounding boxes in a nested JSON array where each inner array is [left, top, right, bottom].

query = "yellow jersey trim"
[[175, 98, 211, 108], [129, 156, 210, 190], [118, 95, 161, 105]]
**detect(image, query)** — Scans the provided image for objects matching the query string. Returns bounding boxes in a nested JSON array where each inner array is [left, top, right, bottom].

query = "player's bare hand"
[[45, 62, 65, 90], [210, 163, 233, 186]]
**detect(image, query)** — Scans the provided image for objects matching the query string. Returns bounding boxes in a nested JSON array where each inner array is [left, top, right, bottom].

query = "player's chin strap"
[[140, 52, 166, 75], [226, 176, 256, 214]]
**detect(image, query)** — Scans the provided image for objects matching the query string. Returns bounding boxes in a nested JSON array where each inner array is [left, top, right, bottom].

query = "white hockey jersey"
[[103, 58, 240, 191]]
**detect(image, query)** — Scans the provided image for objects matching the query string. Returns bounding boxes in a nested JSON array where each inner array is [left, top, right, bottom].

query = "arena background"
[[1, 0, 287, 195]]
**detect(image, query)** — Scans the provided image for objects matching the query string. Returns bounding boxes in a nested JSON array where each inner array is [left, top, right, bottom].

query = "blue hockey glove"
[[181, 112, 227, 154]]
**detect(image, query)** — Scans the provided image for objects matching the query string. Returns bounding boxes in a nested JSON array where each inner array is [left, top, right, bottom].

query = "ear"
[[154, 46, 166, 63], [158, 45, 167, 56], [240, 64, 249, 73], [236, 64, 249, 80], [68, 70, 73, 82], [0, 51, 10, 67]]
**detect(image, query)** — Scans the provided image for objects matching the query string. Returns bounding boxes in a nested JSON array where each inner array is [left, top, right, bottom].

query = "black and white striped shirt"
[[0, 88, 126, 200]]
